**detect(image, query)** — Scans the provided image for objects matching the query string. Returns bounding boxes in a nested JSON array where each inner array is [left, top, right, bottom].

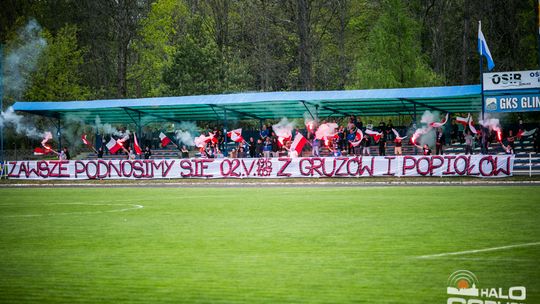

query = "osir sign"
[[483, 70, 540, 91]]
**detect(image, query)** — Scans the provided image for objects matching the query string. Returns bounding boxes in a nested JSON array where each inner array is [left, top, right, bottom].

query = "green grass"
[[0, 186, 539, 303]]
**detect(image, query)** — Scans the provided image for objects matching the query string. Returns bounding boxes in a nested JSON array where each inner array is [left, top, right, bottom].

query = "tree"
[[24, 25, 91, 101], [162, 37, 222, 96], [349, 0, 442, 89]]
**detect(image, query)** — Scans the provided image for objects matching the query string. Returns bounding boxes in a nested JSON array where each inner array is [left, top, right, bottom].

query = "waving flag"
[[277, 135, 291, 147], [81, 134, 91, 146], [106, 138, 123, 154], [391, 128, 407, 141], [33, 147, 52, 156], [517, 128, 537, 139], [133, 133, 142, 155], [290, 133, 308, 156], [227, 128, 244, 143], [455, 114, 470, 127], [468, 118, 478, 134], [365, 129, 382, 142], [194, 134, 211, 148], [159, 132, 172, 147], [478, 21, 495, 71], [429, 113, 449, 128]]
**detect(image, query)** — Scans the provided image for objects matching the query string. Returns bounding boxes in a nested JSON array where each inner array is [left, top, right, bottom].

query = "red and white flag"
[[391, 128, 407, 140], [468, 118, 478, 134], [430, 113, 449, 128], [290, 133, 308, 155], [159, 132, 172, 147], [194, 134, 211, 148], [455, 114, 470, 127], [208, 132, 219, 144], [33, 147, 52, 155], [227, 128, 244, 143], [81, 134, 91, 146], [365, 129, 382, 142], [277, 135, 291, 147], [517, 128, 537, 138], [133, 133, 142, 155], [106, 138, 123, 154]]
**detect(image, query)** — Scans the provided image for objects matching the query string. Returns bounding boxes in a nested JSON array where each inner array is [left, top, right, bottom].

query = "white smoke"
[[315, 122, 338, 140], [94, 116, 130, 137], [3, 19, 47, 99], [410, 110, 443, 147], [175, 121, 199, 146], [273, 118, 296, 139], [0, 106, 47, 139]]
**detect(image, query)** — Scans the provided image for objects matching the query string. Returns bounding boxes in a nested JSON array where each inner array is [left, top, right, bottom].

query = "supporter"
[[347, 116, 356, 132], [435, 128, 445, 155], [97, 147, 104, 158], [362, 136, 370, 156], [181, 145, 189, 158], [346, 128, 355, 155], [263, 137, 272, 158], [241, 147, 248, 158], [62, 147, 71, 160], [394, 137, 403, 155], [500, 142, 513, 154], [312, 137, 320, 157], [331, 139, 342, 157], [248, 137, 256, 157], [256, 138, 264, 157], [229, 148, 238, 158], [378, 132, 386, 156], [127, 147, 135, 160], [423, 144, 432, 155], [506, 130, 515, 152], [450, 119, 458, 143], [480, 127, 489, 154], [354, 116, 363, 130], [271, 136, 280, 157], [338, 126, 346, 151], [144, 146, 152, 159], [260, 124, 269, 139], [386, 119, 394, 141], [464, 130, 474, 155]]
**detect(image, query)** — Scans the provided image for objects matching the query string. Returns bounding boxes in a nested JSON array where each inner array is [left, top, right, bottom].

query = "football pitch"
[[0, 186, 539, 303]]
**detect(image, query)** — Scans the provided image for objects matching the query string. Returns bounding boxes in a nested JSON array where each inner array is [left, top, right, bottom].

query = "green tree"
[[162, 37, 222, 96], [25, 25, 91, 101], [349, 0, 442, 89]]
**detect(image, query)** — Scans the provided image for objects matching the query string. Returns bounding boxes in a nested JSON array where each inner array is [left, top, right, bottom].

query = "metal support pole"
[[57, 118, 62, 151], [0, 44, 4, 164], [530, 152, 533, 177], [223, 109, 228, 155]]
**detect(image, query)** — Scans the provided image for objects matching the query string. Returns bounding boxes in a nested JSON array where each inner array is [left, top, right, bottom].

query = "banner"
[[484, 94, 540, 113], [6, 155, 514, 180], [483, 70, 540, 91]]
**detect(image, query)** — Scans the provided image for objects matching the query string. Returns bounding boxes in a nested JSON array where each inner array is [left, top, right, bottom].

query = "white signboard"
[[483, 70, 540, 91], [6, 155, 514, 180]]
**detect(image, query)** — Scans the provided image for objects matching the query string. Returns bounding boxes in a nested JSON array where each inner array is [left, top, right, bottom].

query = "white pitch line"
[[417, 242, 540, 259]]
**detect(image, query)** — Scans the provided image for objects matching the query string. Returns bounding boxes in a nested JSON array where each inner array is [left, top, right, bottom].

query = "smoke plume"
[[3, 19, 47, 99]]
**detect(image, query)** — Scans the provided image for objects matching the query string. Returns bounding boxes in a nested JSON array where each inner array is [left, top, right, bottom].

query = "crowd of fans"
[[89, 115, 540, 160]]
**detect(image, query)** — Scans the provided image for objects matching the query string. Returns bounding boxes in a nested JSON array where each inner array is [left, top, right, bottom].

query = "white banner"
[[483, 70, 540, 91], [6, 155, 514, 180]]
